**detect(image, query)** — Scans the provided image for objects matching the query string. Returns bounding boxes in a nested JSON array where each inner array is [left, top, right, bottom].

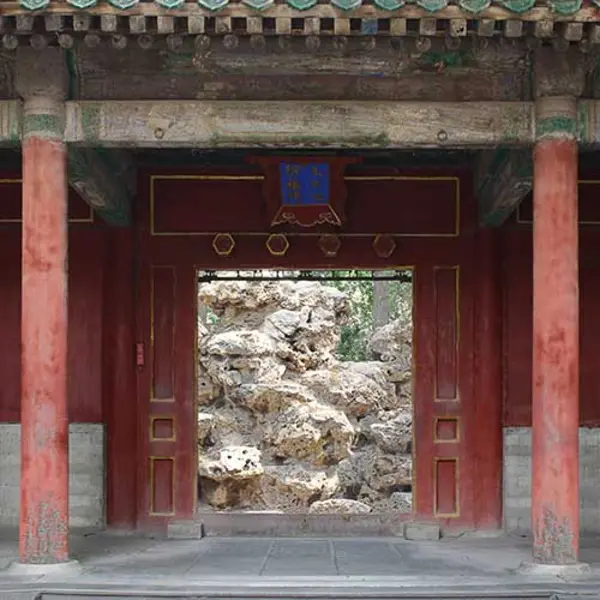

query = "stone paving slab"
[[1, 533, 600, 598]]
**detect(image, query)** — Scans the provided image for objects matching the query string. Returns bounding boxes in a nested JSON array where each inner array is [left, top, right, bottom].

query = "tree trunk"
[[373, 278, 391, 330]]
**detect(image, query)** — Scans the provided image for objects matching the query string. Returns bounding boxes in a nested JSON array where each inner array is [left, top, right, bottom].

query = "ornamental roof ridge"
[[10, 0, 595, 14]]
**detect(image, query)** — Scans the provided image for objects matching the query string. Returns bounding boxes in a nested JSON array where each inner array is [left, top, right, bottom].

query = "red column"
[[19, 102, 69, 563], [532, 97, 579, 565]]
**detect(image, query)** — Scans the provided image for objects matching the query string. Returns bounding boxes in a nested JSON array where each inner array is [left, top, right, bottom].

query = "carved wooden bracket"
[[476, 148, 532, 227], [68, 147, 134, 226]]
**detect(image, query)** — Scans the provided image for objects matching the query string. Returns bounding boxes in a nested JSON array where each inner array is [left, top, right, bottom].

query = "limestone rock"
[[196, 279, 413, 514], [203, 330, 276, 358], [390, 491, 412, 512], [199, 446, 263, 481], [342, 361, 396, 391], [266, 402, 354, 466], [369, 412, 412, 453], [338, 448, 412, 493], [209, 407, 258, 447], [233, 381, 316, 413], [263, 308, 306, 339], [197, 373, 221, 406], [200, 478, 259, 510], [300, 367, 397, 417], [368, 318, 412, 368], [202, 354, 286, 390], [197, 413, 214, 445], [309, 499, 372, 514], [259, 465, 339, 512]]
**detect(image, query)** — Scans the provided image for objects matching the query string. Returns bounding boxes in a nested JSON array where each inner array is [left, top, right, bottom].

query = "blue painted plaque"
[[279, 163, 330, 206]]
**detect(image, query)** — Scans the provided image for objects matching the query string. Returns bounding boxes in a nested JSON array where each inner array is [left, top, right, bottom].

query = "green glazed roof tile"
[[14, 0, 590, 16], [548, 0, 582, 14], [330, 0, 364, 10], [458, 0, 491, 12], [497, 0, 535, 12]]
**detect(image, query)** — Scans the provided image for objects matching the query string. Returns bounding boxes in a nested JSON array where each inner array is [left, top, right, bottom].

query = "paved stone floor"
[[1, 531, 600, 597]]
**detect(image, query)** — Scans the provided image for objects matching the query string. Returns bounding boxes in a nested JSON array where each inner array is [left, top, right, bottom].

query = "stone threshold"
[[169, 513, 441, 539]]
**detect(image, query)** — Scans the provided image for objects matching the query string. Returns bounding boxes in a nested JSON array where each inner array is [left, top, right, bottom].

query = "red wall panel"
[[502, 227, 600, 426], [0, 229, 106, 423]]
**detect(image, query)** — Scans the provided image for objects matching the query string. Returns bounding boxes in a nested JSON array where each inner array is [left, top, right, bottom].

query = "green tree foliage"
[[315, 271, 413, 362]]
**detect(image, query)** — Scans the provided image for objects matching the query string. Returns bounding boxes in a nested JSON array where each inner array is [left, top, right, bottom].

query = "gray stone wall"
[[0, 423, 105, 528], [504, 427, 600, 533]]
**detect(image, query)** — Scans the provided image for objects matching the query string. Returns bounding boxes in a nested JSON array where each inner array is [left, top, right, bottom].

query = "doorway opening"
[[195, 269, 414, 517]]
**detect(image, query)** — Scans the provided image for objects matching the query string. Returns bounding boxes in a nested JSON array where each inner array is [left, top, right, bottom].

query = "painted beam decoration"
[[13, 0, 597, 14], [68, 147, 134, 226], [476, 148, 532, 227], [250, 156, 357, 228]]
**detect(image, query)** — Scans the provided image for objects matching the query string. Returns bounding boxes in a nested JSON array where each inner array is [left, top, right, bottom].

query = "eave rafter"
[[0, 1, 600, 48]]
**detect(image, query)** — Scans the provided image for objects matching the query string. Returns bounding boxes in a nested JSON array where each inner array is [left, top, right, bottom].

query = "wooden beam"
[[476, 148, 532, 227], [64, 100, 534, 149], [67, 147, 133, 226]]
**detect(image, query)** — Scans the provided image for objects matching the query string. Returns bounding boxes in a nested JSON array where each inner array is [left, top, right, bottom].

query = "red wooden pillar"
[[18, 49, 70, 564], [532, 96, 580, 565]]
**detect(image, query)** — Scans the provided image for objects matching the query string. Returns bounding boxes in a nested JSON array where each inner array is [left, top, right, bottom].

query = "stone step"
[[168, 515, 439, 540]]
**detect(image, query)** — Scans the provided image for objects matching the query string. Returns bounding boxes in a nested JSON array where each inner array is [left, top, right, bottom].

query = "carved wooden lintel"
[[68, 147, 133, 226], [476, 149, 532, 227]]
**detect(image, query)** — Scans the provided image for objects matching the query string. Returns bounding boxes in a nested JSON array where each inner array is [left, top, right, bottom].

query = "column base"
[[4, 559, 81, 578], [517, 561, 590, 579]]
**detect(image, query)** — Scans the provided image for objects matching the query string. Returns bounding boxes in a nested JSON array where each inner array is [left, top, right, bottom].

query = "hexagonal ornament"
[[212, 233, 236, 257], [373, 234, 396, 259], [318, 234, 342, 258], [266, 234, 290, 257]]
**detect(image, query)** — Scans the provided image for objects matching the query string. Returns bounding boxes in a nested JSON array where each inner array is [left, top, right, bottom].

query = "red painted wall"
[[132, 166, 503, 531], [0, 228, 106, 423], [502, 225, 600, 427]]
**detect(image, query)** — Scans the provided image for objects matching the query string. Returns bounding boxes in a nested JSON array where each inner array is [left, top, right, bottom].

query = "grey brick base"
[[504, 427, 600, 534], [0, 423, 105, 528]]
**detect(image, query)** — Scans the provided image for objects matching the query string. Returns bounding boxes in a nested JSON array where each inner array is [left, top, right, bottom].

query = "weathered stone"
[[197, 373, 221, 405], [209, 407, 258, 447], [263, 308, 306, 339], [338, 448, 412, 493], [300, 367, 397, 417], [309, 498, 372, 514], [266, 402, 354, 466], [199, 446, 263, 481], [259, 465, 339, 512], [369, 412, 412, 453], [200, 478, 259, 510], [197, 413, 214, 445], [368, 318, 412, 368], [342, 361, 395, 391], [404, 522, 440, 541], [196, 279, 413, 513], [203, 330, 276, 357], [233, 382, 316, 413], [390, 491, 412, 512], [201, 354, 286, 389]]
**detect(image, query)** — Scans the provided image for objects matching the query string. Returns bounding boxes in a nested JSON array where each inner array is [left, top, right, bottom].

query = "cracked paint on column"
[[20, 135, 69, 564], [532, 137, 579, 565]]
